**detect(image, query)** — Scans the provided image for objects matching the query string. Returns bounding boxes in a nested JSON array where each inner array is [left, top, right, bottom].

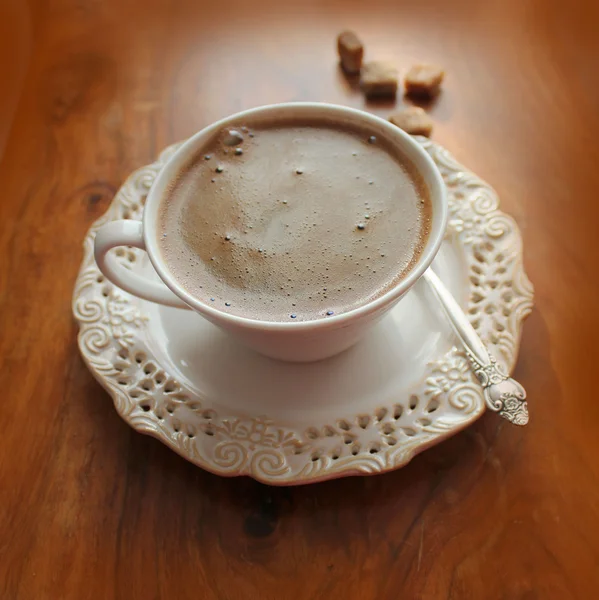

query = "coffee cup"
[[94, 103, 448, 362]]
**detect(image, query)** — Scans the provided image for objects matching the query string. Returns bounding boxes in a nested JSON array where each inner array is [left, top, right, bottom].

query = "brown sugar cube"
[[337, 31, 363, 74], [360, 61, 399, 98], [404, 63, 445, 97], [388, 107, 434, 137]]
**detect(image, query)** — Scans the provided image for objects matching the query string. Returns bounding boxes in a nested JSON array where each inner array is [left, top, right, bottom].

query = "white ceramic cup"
[[94, 103, 448, 362]]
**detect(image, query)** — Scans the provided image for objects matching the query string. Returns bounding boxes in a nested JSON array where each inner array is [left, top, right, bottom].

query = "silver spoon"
[[422, 268, 529, 426]]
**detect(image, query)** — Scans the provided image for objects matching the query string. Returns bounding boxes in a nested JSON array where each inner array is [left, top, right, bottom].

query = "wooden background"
[[1, 0, 598, 598]]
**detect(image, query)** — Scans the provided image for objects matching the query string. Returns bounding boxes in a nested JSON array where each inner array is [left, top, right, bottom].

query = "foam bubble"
[[224, 130, 244, 146]]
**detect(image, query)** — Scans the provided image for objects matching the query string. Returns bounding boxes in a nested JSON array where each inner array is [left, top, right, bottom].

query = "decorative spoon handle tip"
[[465, 350, 529, 426]]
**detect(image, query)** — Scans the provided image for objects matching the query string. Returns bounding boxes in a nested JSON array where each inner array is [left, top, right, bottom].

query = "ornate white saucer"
[[72, 138, 533, 485]]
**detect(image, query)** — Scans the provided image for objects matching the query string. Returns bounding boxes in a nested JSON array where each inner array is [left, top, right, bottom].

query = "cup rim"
[[143, 102, 448, 332]]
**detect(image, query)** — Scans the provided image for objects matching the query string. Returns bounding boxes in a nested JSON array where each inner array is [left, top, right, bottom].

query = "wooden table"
[[1, 0, 598, 597]]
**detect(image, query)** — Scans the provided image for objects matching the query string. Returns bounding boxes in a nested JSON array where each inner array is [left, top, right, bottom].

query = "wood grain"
[[1, 0, 598, 598]]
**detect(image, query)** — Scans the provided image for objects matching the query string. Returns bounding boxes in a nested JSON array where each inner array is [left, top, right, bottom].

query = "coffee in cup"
[[158, 117, 432, 322]]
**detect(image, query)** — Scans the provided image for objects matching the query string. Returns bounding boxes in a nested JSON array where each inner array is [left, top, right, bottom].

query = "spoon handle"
[[422, 268, 529, 426]]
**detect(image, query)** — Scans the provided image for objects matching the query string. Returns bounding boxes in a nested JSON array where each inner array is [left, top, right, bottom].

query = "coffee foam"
[[158, 119, 431, 322]]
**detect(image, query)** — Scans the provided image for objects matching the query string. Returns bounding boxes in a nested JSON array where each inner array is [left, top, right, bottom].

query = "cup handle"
[[94, 220, 191, 309]]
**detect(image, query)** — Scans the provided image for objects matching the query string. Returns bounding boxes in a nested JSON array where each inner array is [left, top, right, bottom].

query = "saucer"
[[72, 138, 533, 485]]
